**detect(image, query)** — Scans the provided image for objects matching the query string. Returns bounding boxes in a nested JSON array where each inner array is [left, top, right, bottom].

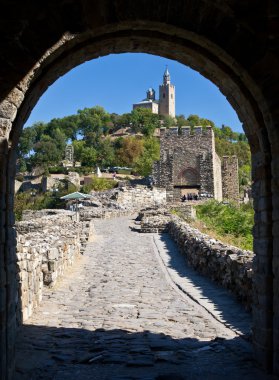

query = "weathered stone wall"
[[213, 152, 223, 201], [139, 208, 172, 233], [0, 2, 278, 376], [140, 211, 254, 309], [222, 156, 240, 202], [153, 126, 222, 201], [80, 185, 166, 220], [116, 185, 166, 209], [16, 210, 89, 322], [168, 217, 254, 310]]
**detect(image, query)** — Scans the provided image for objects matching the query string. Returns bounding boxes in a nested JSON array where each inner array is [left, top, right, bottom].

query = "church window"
[[171, 94, 173, 99], [163, 93, 165, 98]]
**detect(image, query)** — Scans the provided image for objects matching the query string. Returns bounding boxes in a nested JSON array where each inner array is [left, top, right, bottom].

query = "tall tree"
[[117, 137, 144, 166]]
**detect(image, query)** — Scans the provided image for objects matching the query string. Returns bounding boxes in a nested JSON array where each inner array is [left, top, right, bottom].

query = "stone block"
[[47, 247, 59, 260], [0, 100, 17, 121], [180, 126, 191, 136], [48, 260, 57, 272]]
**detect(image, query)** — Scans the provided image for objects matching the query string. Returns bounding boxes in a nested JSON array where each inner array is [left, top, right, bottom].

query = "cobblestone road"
[[15, 216, 274, 380]]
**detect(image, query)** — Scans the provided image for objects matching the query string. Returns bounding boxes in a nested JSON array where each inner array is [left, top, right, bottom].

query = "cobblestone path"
[[15, 216, 273, 380]]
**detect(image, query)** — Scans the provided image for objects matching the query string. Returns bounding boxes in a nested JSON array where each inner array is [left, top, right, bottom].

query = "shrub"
[[195, 200, 254, 250], [15, 174, 24, 182], [49, 166, 68, 174], [14, 190, 65, 221], [82, 177, 117, 193]]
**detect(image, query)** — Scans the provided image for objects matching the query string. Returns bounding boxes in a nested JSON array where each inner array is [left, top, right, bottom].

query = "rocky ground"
[[15, 216, 275, 380]]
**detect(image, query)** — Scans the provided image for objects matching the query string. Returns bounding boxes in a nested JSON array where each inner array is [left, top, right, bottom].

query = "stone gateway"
[[152, 126, 239, 202]]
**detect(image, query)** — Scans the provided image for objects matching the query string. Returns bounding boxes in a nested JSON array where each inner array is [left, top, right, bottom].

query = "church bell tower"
[[159, 67, 175, 117]]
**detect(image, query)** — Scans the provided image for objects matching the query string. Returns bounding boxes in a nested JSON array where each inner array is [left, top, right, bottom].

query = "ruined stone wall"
[[222, 156, 240, 202], [139, 211, 253, 309], [152, 152, 174, 202], [213, 152, 223, 201], [153, 126, 222, 201], [116, 185, 166, 209], [167, 217, 253, 310], [79, 185, 166, 220], [16, 210, 90, 322]]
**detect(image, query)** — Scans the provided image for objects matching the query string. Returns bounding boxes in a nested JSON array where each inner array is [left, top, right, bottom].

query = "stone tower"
[[222, 156, 239, 202], [152, 126, 223, 202], [159, 67, 175, 117]]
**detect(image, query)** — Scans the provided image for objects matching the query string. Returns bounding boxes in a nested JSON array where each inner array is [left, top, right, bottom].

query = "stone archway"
[[178, 168, 199, 187], [0, 2, 278, 378]]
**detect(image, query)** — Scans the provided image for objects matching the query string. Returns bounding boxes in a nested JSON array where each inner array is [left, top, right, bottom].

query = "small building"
[[133, 88, 159, 113]]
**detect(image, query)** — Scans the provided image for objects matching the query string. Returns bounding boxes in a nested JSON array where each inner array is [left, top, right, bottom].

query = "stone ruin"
[[16, 209, 93, 322], [138, 208, 253, 310], [152, 126, 239, 203]]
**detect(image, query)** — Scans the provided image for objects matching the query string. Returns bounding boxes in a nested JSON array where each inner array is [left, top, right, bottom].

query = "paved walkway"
[[15, 216, 273, 380]]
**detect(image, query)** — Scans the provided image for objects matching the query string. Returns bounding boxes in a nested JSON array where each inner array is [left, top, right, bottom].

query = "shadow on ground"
[[15, 325, 273, 380], [151, 232, 252, 337]]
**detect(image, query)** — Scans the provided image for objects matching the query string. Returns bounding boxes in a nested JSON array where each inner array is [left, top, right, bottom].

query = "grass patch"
[[192, 200, 254, 251]]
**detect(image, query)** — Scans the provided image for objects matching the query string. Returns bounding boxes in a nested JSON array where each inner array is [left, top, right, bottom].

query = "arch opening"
[[0, 17, 277, 378]]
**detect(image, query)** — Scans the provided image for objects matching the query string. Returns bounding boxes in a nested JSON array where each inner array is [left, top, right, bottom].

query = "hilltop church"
[[133, 67, 175, 117], [133, 67, 239, 203]]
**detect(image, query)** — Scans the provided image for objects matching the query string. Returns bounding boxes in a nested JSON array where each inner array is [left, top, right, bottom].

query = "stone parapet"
[[168, 216, 254, 310], [139, 210, 254, 310], [139, 208, 172, 233], [16, 210, 89, 322]]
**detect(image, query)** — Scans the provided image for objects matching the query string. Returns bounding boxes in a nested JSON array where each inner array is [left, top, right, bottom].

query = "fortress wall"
[[199, 151, 215, 196], [79, 185, 167, 219], [222, 156, 240, 202], [213, 152, 223, 201], [16, 210, 90, 322], [153, 126, 218, 200], [168, 216, 253, 309], [159, 126, 214, 153], [139, 211, 254, 310]]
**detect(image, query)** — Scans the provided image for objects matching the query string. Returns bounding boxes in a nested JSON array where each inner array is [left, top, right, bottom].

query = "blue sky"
[[25, 53, 243, 133]]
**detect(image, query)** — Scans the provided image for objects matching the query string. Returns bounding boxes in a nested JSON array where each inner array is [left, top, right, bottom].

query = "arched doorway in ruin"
[[176, 167, 200, 198], [0, 2, 278, 378]]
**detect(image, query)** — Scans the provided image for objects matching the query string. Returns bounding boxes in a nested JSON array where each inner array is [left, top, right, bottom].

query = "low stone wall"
[[16, 210, 90, 322], [80, 207, 133, 220], [79, 185, 166, 221], [139, 208, 172, 233], [140, 211, 254, 310], [116, 185, 166, 209]]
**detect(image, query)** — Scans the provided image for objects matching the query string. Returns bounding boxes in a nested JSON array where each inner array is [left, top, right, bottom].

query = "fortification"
[[153, 126, 238, 202], [222, 156, 240, 202], [153, 126, 222, 202]]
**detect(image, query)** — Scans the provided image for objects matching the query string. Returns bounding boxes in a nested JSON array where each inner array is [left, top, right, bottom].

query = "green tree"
[[72, 140, 86, 162], [18, 126, 37, 156], [135, 137, 160, 176], [130, 108, 160, 135], [96, 138, 115, 167], [161, 115, 176, 128], [117, 136, 144, 166], [80, 147, 97, 167], [78, 106, 111, 145], [176, 114, 187, 128], [47, 115, 80, 141], [32, 135, 63, 169]]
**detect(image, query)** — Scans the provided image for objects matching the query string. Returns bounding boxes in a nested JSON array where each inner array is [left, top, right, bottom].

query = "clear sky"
[[24, 53, 243, 133]]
